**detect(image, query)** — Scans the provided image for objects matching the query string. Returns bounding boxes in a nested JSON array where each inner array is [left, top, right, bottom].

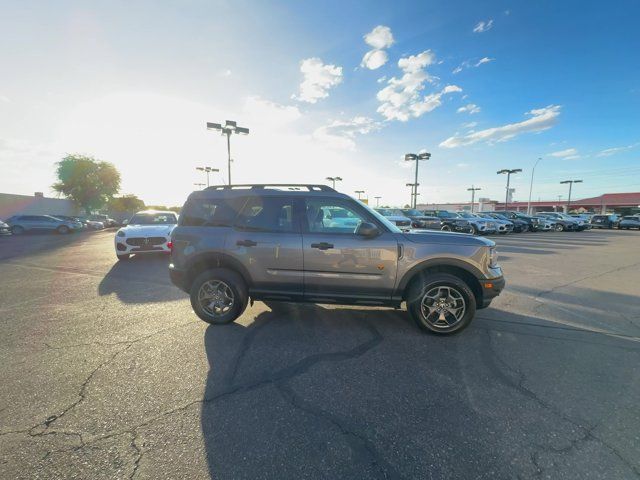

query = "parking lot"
[[1, 229, 639, 479]]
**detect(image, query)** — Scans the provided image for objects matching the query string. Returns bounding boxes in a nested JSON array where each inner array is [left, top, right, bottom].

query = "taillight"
[[167, 241, 173, 251]]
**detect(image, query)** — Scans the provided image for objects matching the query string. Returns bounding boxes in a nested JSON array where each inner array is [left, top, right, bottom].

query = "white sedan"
[[114, 210, 178, 260]]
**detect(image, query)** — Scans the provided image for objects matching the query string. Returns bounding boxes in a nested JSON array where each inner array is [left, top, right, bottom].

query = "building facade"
[[0, 192, 81, 219]]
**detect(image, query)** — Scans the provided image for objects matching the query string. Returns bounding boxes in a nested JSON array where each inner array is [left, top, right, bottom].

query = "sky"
[[1, 0, 639, 207]]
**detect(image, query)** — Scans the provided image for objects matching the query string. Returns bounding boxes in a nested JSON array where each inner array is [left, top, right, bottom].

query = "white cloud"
[[0, 95, 10, 103], [440, 105, 561, 148], [473, 19, 494, 33], [452, 57, 494, 74], [361, 49, 389, 70], [596, 143, 638, 157], [364, 25, 395, 49], [550, 148, 578, 158], [220, 69, 232, 77], [377, 76, 387, 83], [313, 116, 382, 150], [376, 50, 461, 121], [462, 121, 478, 128], [293, 58, 343, 103], [457, 103, 481, 114], [361, 25, 395, 70]]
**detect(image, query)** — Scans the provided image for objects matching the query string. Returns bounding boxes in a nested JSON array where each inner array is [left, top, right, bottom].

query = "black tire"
[[11, 225, 24, 235], [57, 225, 70, 234], [441, 225, 452, 232], [117, 254, 130, 261], [469, 225, 478, 235], [555, 223, 565, 232], [190, 268, 248, 324], [406, 273, 477, 335]]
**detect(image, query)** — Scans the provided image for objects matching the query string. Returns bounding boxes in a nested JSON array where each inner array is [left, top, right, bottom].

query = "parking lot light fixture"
[[560, 180, 583, 212], [196, 166, 219, 187], [354, 190, 365, 200], [497, 168, 522, 211], [325, 176, 342, 189], [374, 196, 382, 207], [207, 120, 249, 185], [527, 158, 542, 215], [467, 186, 481, 213], [406, 183, 419, 208], [405, 152, 431, 208]]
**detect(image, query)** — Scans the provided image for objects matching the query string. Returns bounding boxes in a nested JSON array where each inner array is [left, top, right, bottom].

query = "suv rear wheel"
[[190, 268, 248, 324], [407, 273, 476, 334]]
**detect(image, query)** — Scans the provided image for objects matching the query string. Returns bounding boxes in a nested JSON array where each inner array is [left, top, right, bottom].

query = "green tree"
[[108, 194, 145, 213], [53, 154, 121, 214]]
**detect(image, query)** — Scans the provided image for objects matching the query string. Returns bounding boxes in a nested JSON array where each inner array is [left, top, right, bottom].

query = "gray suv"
[[169, 184, 505, 334]]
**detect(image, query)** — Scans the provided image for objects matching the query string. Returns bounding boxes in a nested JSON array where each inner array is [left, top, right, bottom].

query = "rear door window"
[[180, 197, 245, 227], [234, 196, 300, 233]]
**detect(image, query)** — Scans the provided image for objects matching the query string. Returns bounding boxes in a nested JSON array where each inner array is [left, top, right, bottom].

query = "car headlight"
[[489, 247, 499, 268], [116, 230, 126, 237]]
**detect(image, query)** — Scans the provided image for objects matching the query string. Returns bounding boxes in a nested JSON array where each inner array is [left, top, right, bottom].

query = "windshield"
[[456, 212, 475, 218], [365, 205, 401, 233], [129, 213, 177, 225], [376, 208, 405, 217], [402, 209, 423, 216]]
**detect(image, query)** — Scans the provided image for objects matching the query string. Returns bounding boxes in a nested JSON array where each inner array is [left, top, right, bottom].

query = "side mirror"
[[356, 222, 380, 238]]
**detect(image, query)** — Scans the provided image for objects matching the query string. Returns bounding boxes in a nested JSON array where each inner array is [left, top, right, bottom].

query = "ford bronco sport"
[[169, 184, 505, 334]]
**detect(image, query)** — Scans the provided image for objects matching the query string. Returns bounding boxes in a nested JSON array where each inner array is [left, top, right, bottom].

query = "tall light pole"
[[406, 183, 418, 207], [206, 120, 249, 185], [326, 176, 342, 189], [467, 186, 481, 212], [497, 168, 522, 211], [194, 182, 206, 189], [405, 152, 431, 208], [560, 179, 583, 212], [374, 196, 382, 207], [527, 157, 542, 215], [196, 166, 219, 187], [354, 190, 365, 200]]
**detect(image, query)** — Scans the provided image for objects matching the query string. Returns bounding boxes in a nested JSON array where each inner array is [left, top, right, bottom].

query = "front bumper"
[[115, 236, 172, 254], [479, 275, 506, 308]]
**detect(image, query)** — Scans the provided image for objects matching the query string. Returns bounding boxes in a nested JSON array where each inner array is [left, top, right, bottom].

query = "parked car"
[[5, 215, 82, 234], [537, 212, 582, 231], [91, 214, 117, 227], [531, 216, 556, 231], [618, 216, 640, 230], [400, 209, 442, 230], [53, 215, 104, 230], [0, 220, 11, 235], [590, 214, 620, 229], [499, 211, 541, 232], [453, 211, 497, 235], [423, 210, 473, 233], [479, 212, 529, 233], [170, 184, 505, 335], [114, 210, 179, 260], [374, 208, 412, 229]]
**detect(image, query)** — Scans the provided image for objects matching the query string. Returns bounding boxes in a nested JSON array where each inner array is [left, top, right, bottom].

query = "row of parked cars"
[[374, 209, 640, 234], [0, 214, 118, 235]]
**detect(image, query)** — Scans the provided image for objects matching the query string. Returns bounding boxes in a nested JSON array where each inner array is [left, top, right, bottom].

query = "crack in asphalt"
[[481, 330, 640, 477]]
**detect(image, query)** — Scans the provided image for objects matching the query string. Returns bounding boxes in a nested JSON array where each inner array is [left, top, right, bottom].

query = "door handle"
[[236, 239, 257, 247], [311, 242, 334, 250]]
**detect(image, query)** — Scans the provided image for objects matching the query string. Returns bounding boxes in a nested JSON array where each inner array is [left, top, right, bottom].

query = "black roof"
[[190, 183, 346, 200]]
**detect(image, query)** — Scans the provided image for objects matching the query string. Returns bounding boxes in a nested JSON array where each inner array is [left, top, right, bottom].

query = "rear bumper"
[[479, 275, 506, 308], [169, 264, 188, 292]]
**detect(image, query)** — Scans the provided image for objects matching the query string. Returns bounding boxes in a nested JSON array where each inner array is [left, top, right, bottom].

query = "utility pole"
[[405, 152, 431, 208], [467, 186, 481, 213], [196, 166, 219, 187], [527, 157, 542, 215], [325, 176, 342, 189], [354, 190, 365, 200], [374, 196, 382, 207], [497, 168, 522, 211], [560, 179, 583, 212], [206, 120, 249, 185]]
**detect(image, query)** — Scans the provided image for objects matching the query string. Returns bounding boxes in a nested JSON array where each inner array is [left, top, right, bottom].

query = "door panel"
[[302, 197, 398, 301]]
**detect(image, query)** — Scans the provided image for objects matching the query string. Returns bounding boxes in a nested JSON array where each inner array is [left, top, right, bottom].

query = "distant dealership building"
[[0, 192, 81, 219], [419, 192, 640, 215]]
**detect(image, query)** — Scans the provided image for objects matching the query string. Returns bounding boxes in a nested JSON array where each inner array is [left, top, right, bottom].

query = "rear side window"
[[235, 196, 298, 233], [180, 197, 245, 227]]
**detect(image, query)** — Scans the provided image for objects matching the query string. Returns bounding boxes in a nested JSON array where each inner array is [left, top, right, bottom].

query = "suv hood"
[[403, 230, 495, 247], [121, 224, 176, 236]]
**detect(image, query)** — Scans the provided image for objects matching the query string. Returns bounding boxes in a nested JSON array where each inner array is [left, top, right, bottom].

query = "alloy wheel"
[[198, 280, 235, 317], [420, 285, 467, 330]]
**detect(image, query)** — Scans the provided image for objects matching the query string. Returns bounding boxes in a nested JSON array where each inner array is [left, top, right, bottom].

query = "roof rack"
[[205, 184, 336, 192]]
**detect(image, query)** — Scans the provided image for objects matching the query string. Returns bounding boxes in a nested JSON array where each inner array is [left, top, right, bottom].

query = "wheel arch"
[[184, 252, 252, 292]]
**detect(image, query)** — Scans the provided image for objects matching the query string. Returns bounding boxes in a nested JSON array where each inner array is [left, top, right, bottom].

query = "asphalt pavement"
[[1, 229, 639, 479]]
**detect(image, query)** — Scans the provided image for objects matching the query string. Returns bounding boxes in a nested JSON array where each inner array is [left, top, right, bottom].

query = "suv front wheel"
[[407, 273, 477, 334], [190, 268, 248, 324]]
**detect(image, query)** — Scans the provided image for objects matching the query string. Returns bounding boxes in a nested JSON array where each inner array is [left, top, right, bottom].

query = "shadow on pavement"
[[97, 254, 186, 303], [0, 230, 103, 261]]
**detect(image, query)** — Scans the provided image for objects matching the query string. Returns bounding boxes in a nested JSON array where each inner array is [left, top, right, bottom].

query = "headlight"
[[116, 230, 126, 237], [489, 247, 499, 268]]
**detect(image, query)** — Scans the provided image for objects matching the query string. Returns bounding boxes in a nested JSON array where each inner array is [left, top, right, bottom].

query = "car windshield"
[[456, 212, 474, 218], [376, 208, 404, 217], [402, 209, 423, 216], [128, 213, 177, 225], [364, 205, 401, 233]]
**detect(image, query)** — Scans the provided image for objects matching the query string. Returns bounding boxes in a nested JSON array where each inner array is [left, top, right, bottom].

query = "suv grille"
[[126, 237, 166, 246]]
